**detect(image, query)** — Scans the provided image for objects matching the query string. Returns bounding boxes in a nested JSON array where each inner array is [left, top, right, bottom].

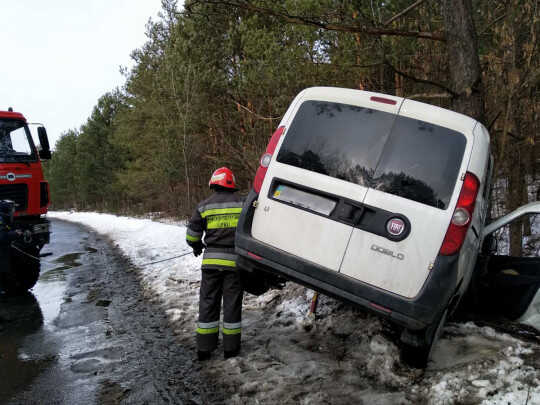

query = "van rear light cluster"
[[439, 172, 480, 256], [253, 126, 286, 193]]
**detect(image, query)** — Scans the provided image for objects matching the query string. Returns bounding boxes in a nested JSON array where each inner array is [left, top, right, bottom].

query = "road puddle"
[[40, 253, 83, 282], [1, 219, 117, 404], [0, 293, 54, 399]]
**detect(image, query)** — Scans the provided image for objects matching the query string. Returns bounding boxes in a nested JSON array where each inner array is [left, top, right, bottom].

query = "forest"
[[44, 0, 539, 255]]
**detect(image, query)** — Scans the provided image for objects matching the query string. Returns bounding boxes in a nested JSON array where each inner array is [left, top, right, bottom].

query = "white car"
[[235, 87, 539, 367]]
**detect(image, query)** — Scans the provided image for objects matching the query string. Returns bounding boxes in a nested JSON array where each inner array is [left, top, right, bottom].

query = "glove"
[[193, 246, 203, 257]]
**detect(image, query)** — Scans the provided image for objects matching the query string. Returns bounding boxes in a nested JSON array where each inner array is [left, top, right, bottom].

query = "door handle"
[[336, 203, 365, 226]]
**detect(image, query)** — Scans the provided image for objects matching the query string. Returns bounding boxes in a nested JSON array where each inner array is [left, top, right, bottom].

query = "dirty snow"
[[48, 211, 540, 404]]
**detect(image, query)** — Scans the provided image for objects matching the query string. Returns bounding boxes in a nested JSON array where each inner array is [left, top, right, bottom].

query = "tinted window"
[[372, 116, 466, 209], [277, 100, 467, 209], [277, 101, 396, 187]]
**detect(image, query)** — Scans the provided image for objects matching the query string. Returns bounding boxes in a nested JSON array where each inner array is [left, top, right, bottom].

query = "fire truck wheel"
[[0, 247, 41, 295]]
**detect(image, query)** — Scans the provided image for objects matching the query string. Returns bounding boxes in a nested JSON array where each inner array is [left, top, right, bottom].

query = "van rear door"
[[340, 100, 473, 298], [250, 90, 402, 272]]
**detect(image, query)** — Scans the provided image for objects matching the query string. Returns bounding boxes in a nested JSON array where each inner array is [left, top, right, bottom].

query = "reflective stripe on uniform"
[[223, 327, 241, 335], [200, 207, 242, 219], [199, 321, 220, 328], [186, 228, 203, 242], [197, 327, 219, 334], [198, 201, 244, 216], [206, 214, 239, 229], [223, 321, 241, 329], [197, 320, 220, 335], [202, 259, 236, 268], [223, 321, 242, 337], [202, 251, 237, 268]]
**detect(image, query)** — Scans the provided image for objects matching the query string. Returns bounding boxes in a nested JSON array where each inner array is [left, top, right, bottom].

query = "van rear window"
[[276, 100, 466, 209]]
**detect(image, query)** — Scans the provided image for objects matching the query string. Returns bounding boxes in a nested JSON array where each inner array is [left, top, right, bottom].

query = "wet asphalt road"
[[0, 219, 222, 405]]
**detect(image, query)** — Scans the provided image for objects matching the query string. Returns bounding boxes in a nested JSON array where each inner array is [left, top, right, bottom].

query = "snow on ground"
[[48, 211, 540, 405]]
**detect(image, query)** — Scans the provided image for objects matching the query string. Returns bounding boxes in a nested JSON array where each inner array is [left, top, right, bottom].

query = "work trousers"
[[197, 268, 243, 353]]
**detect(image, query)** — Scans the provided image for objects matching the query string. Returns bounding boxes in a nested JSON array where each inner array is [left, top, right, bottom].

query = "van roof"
[[297, 86, 478, 135]]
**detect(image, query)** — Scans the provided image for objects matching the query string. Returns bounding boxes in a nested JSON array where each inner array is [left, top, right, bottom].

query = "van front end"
[[236, 189, 460, 332]]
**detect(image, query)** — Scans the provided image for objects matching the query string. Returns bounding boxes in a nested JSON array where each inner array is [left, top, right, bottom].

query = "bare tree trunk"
[[441, 0, 485, 123]]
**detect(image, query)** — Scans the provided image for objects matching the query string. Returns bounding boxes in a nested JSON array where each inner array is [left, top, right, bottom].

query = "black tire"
[[400, 307, 448, 369], [0, 246, 41, 295], [0, 292, 43, 332]]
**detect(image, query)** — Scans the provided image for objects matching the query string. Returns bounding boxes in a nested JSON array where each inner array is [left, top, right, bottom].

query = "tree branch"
[[479, 13, 507, 35], [406, 92, 453, 100], [383, 0, 427, 26], [487, 110, 502, 132], [185, 0, 446, 41], [384, 60, 457, 96], [228, 96, 282, 121]]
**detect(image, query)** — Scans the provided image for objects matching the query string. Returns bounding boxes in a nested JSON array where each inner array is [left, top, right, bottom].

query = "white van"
[[235, 87, 539, 367]]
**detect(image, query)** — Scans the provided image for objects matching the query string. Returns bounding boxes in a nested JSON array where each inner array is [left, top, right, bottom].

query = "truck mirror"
[[37, 126, 51, 160]]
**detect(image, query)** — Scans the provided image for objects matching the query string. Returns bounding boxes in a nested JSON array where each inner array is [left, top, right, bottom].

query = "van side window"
[[277, 100, 467, 210], [489, 214, 540, 257]]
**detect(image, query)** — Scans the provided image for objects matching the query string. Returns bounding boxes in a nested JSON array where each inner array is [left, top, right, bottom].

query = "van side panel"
[[456, 123, 491, 285], [470, 123, 491, 228]]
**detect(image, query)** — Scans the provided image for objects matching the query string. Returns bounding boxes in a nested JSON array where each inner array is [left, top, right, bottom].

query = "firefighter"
[[0, 200, 22, 284], [186, 167, 245, 360]]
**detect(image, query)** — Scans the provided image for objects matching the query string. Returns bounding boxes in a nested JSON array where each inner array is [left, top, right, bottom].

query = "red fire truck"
[[0, 107, 51, 293]]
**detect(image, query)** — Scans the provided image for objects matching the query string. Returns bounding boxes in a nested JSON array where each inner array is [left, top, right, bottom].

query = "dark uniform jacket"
[[186, 190, 244, 270]]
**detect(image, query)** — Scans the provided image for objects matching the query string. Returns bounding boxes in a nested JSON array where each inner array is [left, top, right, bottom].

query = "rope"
[[10, 244, 194, 268], [137, 251, 194, 267]]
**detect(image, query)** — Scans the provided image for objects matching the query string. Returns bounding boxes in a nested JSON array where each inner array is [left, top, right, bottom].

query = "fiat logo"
[[387, 218, 405, 236], [6, 173, 16, 182]]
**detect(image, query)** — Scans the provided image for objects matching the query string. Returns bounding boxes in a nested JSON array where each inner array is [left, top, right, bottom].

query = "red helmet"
[[209, 167, 237, 189]]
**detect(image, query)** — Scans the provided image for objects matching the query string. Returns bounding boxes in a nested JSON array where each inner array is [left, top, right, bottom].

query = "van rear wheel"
[[400, 307, 448, 368]]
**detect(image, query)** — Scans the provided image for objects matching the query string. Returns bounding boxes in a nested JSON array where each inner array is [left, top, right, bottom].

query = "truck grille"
[[0, 184, 28, 212]]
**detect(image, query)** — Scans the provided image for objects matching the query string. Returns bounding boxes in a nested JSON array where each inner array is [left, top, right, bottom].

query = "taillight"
[[439, 172, 480, 256], [253, 126, 285, 193]]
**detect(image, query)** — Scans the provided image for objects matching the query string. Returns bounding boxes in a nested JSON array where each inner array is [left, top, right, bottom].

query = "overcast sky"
[[1, 0, 164, 148]]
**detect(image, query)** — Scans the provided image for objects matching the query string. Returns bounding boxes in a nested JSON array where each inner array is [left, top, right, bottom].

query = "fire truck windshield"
[[0, 119, 37, 163]]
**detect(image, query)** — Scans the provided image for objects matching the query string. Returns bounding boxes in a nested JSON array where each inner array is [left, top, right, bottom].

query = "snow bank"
[[48, 211, 540, 404]]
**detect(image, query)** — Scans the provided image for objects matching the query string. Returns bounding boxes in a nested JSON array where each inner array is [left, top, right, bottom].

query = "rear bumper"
[[235, 190, 459, 331]]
